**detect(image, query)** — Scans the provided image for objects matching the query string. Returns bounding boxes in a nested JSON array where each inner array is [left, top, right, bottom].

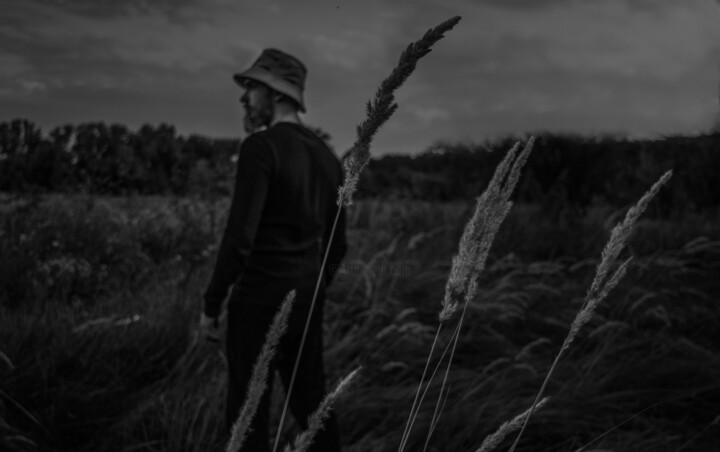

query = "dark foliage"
[[0, 119, 240, 197], [357, 132, 720, 217], [2, 119, 719, 217]]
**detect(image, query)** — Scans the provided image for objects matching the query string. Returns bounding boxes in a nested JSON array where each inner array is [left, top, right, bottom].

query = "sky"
[[1, 0, 719, 155]]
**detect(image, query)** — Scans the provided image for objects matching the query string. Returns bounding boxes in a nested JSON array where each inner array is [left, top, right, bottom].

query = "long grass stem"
[[423, 383, 451, 452], [274, 16, 462, 451], [399, 321, 461, 451], [425, 302, 468, 448], [398, 323, 442, 451], [272, 206, 341, 452], [507, 171, 672, 452]]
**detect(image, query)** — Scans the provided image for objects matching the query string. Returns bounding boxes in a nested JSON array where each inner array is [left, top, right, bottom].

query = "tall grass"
[[283, 368, 361, 452], [337, 16, 462, 207], [476, 397, 550, 452], [227, 291, 296, 452], [505, 171, 673, 452], [1, 192, 719, 451], [399, 138, 535, 452], [268, 14, 462, 452]]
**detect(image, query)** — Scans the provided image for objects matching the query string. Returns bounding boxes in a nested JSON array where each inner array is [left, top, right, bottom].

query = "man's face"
[[240, 80, 274, 134]]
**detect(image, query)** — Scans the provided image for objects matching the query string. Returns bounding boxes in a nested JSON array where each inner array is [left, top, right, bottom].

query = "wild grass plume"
[[226, 290, 295, 452], [507, 170, 674, 452], [337, 15, 462, 207], [476, 397, 550, 452], [2, 176, 719, 450], [275, 15, 462, 452], [586, 170, 674, 308], [399, 138, 535, 452], [440, 138, 534, 322], [283, 368, 361, 452]]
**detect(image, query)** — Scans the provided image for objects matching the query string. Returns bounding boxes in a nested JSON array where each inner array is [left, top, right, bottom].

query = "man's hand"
[[199, 312, 221, 343]]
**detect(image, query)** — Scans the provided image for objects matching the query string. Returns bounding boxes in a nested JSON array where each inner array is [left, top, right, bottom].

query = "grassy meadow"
[[1, 192, 719, 451]]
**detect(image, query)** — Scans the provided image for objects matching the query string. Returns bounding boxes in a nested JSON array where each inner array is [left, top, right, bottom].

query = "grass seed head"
[[589, 170, 672, 298], [284, 367, 362, 452], [226, 290, 296, 452], [439, 139, 532, 322], [337, 16, 462, 206], [476, 397, 550, 452], [508, 170, 672, 452]]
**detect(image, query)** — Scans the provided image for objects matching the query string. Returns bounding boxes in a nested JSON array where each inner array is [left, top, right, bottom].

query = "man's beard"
[[243, 96, 274, 134]]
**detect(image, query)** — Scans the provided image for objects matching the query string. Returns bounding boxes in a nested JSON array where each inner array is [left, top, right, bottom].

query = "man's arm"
[[204, 136, 274, 317]]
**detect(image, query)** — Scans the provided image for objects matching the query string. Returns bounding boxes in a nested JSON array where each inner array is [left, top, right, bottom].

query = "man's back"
[[204, 122, 346, 313], [241, 122, 345, 297]]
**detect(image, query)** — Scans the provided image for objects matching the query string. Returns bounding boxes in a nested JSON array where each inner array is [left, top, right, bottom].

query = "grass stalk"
[[475, 397, 550, 452], [0, 349, 13, 371], [507, 170, 673, 452], [226, 290, 296, 452], [337, 16, 461, 207], [283, 368, 362, 452], [574, 401, 664, 452], [425, 300, 469, 449], [398, 323, 443, 450], [423, 383, 451, 452], [414, 138, 534, 447], [439, 139, 532, 322], [273, 14, 462, 452], [272, 209, 341, 452], [399, 321, 461, 451], [677, 415, 720, 451]]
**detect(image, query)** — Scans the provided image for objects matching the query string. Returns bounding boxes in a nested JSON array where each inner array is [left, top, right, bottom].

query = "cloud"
[[410, 106, 451, 123], [387, 0, 720, 81], [301, 30, 385, 71], [19, 80, 47, 93], [29, 0, 221, 24], [0, 0, 260, 95], [2, 0, 719, 153], [468, 0, 574, 10], [533, 0, 720, 81], [0, 53, 28, 79], [382, 0, 720, 122], [302, 34, 362, 70]]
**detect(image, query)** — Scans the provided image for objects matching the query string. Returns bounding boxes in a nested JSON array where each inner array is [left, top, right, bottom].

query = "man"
[[199, 48, 347, 452]]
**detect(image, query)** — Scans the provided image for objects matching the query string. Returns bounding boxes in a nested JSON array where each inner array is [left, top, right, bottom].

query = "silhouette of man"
[[199, 48, 346, 452]]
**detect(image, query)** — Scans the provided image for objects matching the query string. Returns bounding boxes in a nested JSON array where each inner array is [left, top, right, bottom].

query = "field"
[[1, 193, 719, 451]]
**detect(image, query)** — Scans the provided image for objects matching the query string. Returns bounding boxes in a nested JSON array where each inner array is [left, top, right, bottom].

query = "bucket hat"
[[233, 48, 307, 112]]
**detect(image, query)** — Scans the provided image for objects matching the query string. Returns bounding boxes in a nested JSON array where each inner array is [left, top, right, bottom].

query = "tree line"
[[0, 119, 239, 197], [359, 132, 720, 216], [1, 118, 719, 215]]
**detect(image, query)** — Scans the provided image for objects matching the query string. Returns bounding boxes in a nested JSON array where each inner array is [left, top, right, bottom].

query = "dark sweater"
[[204, 122, 347, 317]]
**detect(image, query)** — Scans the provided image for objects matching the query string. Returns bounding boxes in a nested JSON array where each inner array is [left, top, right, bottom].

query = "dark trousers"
[[225, 289, 341, 452]]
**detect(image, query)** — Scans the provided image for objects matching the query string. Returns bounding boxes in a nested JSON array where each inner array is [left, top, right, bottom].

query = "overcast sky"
[[1, 0, 719, 155]]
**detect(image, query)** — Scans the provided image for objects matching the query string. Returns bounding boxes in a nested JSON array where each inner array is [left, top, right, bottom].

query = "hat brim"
[[233, 68, 306, 113]]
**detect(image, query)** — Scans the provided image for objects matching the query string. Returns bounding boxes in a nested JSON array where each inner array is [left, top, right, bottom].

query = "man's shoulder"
[[237, 133, 275, 169], [260, 124, 337, 157], [242, 130, 272, 147], [259, 123, 313, 140]]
